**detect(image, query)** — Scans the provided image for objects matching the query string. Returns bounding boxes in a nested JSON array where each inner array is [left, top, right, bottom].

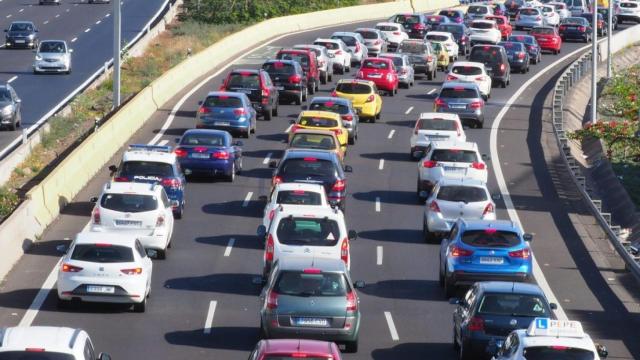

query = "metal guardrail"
[[0, 0, 176, 162], [551, 52, 640, 282]]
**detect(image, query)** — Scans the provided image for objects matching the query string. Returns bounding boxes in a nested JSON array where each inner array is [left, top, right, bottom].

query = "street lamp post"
[[113, 0, 121, 108], [607, 0, 613, 78], [591, 0, 598, 124]]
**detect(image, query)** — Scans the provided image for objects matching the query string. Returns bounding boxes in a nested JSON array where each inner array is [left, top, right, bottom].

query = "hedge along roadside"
[[0, 0, 459, 281]]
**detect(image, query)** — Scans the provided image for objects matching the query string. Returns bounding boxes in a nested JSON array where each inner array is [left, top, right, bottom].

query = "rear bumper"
[[262, 314, 359, 342], [449, 270, 530, 286], [195, 121, 250, 134], [57, 279, 146, 304], [435, 108, 483, 126], [179, 158, 233, 176], [618, 15, 640, 22]]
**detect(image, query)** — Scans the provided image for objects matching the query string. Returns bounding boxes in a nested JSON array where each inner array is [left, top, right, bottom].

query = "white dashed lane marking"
[[157, 139, 169, 146], [378, 158, 384, 170], [242, 192, 253, 207], [262, 152, 273, 165], [203, 300, 217, 335], [71, 37, 77, 43], [18, 8, 23, 12], [375, 197, 381, 212], [84, 28, 91, 33], [387, 129, 395, 139], [384, 312, 399, 341], [43, 20, 49, 25], [405, 106, 414, 115], [427, 88, 436, 95], [224, 238, 235, 257], [376, 246, 383, 265], [6, 14, 11, 18], [8, 76, 17, 84], [96, 20, 101, 25]]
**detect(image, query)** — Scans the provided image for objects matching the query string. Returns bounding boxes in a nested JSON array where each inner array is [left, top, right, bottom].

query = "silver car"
[[0, 84, 21, 131], [33, 40, 72, 74], [330, 31, 369, 64], [379, 53, 414, 88], [515, 7, 545, 30], [422, 178, 496, 243], [293, 44, 334, 84], [354, 28, 388, 56]]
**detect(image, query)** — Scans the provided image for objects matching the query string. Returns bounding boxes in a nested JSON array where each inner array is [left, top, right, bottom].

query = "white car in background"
[[374, 22, 409, 52], [549, 2, 571, 20], [468, 20, 502, 45], [90, 181, 175, 259], [293, 44, 334, 84], [0, 326, 111, 359], [425, 31, 459, 61], [330, 31, 369, 64], [446, 61, 492, 100], [260, 182, 332, 228], [56, 232, 153, 312], [313, 38, 352, 74], [410, 112, 466, 159], [541, 5, 561, 26]]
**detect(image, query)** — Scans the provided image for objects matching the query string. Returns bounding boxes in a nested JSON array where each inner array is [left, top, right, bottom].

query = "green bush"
[[181, 0, 360, 24], [0, 187, 19, 219]]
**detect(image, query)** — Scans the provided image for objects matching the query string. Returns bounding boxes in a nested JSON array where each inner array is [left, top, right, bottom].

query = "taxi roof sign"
[[527, 318, 585, 339]]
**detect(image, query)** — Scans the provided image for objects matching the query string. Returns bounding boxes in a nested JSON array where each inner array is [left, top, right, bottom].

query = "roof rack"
[[127, 144, 172, 153]]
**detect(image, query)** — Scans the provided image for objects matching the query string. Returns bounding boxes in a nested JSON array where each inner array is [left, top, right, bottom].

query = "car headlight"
[[1, 105, 12, 116], [35, 55, 43, 61]]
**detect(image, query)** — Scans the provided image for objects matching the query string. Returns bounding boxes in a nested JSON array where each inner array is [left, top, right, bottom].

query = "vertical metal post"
[[113, 0, 121, 108], [591, 1, 598, 124], [607, 0, 613, 78]]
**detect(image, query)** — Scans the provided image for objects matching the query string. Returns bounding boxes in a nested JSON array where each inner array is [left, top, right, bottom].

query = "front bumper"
[[5, 38, 36, 48], [34, 61, 70, 73]]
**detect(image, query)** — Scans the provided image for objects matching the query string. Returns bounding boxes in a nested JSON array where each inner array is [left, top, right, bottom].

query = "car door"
[[160, 189, 174, 233], [440, 222, 459, 274], [454, 285, 477, 341], [135, 239, 152, 286], [262, 72, 277, 106], [83, 338, 96, 360], [9, 86, 20, 118]]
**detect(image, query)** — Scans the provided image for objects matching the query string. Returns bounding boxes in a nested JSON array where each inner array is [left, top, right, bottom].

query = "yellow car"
[[288, 129, 345, 162], [288, 110, 348, 153], [332, 79, 382, 123], [431, 42, 450, 71]]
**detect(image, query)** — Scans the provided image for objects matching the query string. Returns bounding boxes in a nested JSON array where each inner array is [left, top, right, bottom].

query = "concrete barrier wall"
[[0, 0, 458, 280]]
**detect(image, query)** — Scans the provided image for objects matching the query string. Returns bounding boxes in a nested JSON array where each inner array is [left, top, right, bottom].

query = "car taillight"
[[471, 161, 485, 170], [212, 151, 230, 160], [468, 316, 485, 332], [156, 214, 166, 227], [233, 108, 246, 116], [174, 147, 188, 158], [447, 74, 458, 81], [393, 31, 401, 35], [429, 201, 441, 213], [333, 128, 343, 136], [470, 100, 483, 110], [517, 52, 525, 59], [330, 90, 337, 97], [272, 175, 283, 186], [288, 74, 302, 83], [113, 176, 128, 182], [290, 124, 301, 133], [121, 268, 143, 275], [499, 63, 506, 73], [261, 88, 270, 97], [268, 209, 275, 221], [578, 26, 586, 32], [434, 98, 447, 109], [266, 290, 278, 309], [341, 238, 349, 265], [456, 122, 461, 137], [536, 16, 542, 21], [265, 234, 274, 262], [559, 25, 566, 31], [482, 203, 494, 216], [357, 71, 364, 78], [355, 42, 361, 53], [598, 20, 603, 28], [413, 23, 426, 30], [375, 39, 382, 45], [161, 178, 181, 189], [92, 207, 101, 225], [509, 248, 531, 259], [198, 106, 211, 114], [366, 94, 375, 103], [342, 114, 353, 121], [346, 291, 357, 311], [451, 245, 474, 257], [332, 179, 346, 192], [422, 160, 438, 168], [335, 50, 343, 55], [61, 263, 83, 273], [475, 76, 484, 81]]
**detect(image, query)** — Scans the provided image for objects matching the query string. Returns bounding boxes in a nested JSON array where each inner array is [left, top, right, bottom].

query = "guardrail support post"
[[21, 128, 27, 145]]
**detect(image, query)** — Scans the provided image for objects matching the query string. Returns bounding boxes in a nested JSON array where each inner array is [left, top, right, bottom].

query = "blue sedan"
[[439, 219, 533, 297], [196, 91, 257, 138], [506, 35, 541, 64], [175, 129, 243, 182]]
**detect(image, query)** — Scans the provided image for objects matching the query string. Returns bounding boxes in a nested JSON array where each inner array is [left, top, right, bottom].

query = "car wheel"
[[344, 340, 358, 353], [133, 297, 147, 313], [295, 93, 302, 105], [174, 206, 183, 220], [375, 111, 381, 121], [328, 73, 333, 81], [389, 89, 394, 97], [427, 69, 433, 80], [157, 248, 167, 260], [243, 129, 250, 139], [476, 120, 483, 129], [226, 163, 236, 182], [259, 319, 268, 339], [423, 221, 437, 244], [321, 73, 327, 85], [272, 103, 278, 116], [346, 65, 351, 73], [521, 67, 527, 74], [56, 297, 71, 309], [459, 342, 473, 360], [501, 80, 506, 88], [263, 109, 272, 121], [439, 264, 445, 288], [8, 121, 16, 131], [444, 272, 455, 298], [348, 135, 355, 145]]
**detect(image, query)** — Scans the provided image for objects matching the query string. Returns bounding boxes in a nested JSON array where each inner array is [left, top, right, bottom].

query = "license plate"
[[427, 135, 449, 141], [444, 166, 464, 172], [236, 89, 252, 94], [86, 285, 115, 294], [115, 220, 142, 226], [449, 104, 466, 109], [480, 256, 504, 265], [190, 153, 209, 159], [276, 86, 285, 90], [293, 317, 329, 327], [216, 121, 230, 126], [14, 40, 25, 43], [368, 73, 382, 78]]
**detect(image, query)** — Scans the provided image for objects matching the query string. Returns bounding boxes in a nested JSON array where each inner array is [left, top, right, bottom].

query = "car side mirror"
[[257, 225, 267, 239], [35, 29, 39, 32], [449, 298, 461, 305], [550, 302, 558, 310], [69, 49, 73, 53], [268, 160, 277, 169], [90, 196, 98, 203], [412, 150, 425, 159], [523, 233, 533, 242], [97, 353, 112, 360], [354, 280, 365, 288], [252, 275, 267, 285], [301, 105, 308, 110], [344, 165, 353, 173], [491, 193, 501, 201], [595, 344, 608, 358], [15, 98, 21, 103], [3, 30, 7, 32], [348, 230, 358, 240], [146, 249, 158, 259], [108, 165, 117, 173], [481, 154, 491, 161], [197, 100, 203, 106], [174, 137, 181, 144], [56, 244, 68, 254], [234, 140, 243, 146]]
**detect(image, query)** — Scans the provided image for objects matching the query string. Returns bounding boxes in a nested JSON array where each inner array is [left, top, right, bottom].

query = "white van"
[[563, 0, 589, 16]]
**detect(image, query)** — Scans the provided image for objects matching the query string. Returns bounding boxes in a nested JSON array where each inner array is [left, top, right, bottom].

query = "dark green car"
[[259, 257, 364, 352]]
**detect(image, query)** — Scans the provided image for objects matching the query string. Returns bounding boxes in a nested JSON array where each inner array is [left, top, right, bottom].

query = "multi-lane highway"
[[0, 0, 168, 154], [0, 10, 639, 360]]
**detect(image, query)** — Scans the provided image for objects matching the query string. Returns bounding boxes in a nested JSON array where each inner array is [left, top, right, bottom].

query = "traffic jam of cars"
[[0, 0, 624, 359]]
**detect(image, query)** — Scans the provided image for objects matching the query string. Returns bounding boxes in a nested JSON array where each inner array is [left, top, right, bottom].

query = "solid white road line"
[[203, 300, 217, 334], [262, 152, 273, 165], [71, 37, 77, 43], [105, 13, 110, 17], [55, 14, 60, 18], [157, 139, 169, 146], [242, 192, 253, 207], [384, 311, 399, 341], [489, 43, 595, 321], [375, 197, 381, 212], [427, 88, 436, 95], [376, 246, 383, 265], [7, 76, 17, 84], [387, 129, 395, 139], [18, 258, 62, 327], [224, 238, 235, 257], [404, 106, 414, 115], [378, 158, 384, 170], [84, 28, 91, 33]]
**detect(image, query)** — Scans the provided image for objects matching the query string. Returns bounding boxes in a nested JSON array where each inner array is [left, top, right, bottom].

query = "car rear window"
[[336, 82, 372, 94], [275, 270, 348, 296], [508, 35, 535, 45], [331, 35, 356, 46], [452, 66, 483, 76], [477, 294, 549, 317], [309, 101, 350, 115], [439, 87, 479, 98], [426, 16, 445, 24], [436, 24, 463, 34], [281, 158, 336, 177], [263, 61, 296, 75], [470, 47, 503, 64], [418, 118, 458, 131], [399, 41, 427, 53], [468, 6, 489, 14], [437, 186, 487, 202], [376, 24, 400, 32], [426, 34, 449, 42], [357, 30, 378, 39], [120, 161, 173, 178], [9, 23, 33, 31], [488, 16, 505, 24], [227, 73, 260, 89], [461, 229, 521, 247], [499, 42, 524, 52], [0, 352, 76, 360], [290, 133, 337, 150], [180, 134, 225, 146], [275, 217, 341, 246], [472, 21, 494, 29], [393, 14, 420, 24], [431, 149, 478, 163], [382, 56, 404, 67], [620, 2, 638, 8], [362, 59, 390, 69], [265, 357, 330, 360], [522, 347, 594, 360], [440, 10, 462, 18], [519, 8, 539, 15], [276, 190, 323, 205], [299, 116, 338, 128], [203, 95, 243, 108], [561, 17, 587, 25], [71, 244, 135, 263], [100, 193, 158, 213], [532, 28, 555, 35], [277, 52, 310, 68], [314, 41, 339, 50]]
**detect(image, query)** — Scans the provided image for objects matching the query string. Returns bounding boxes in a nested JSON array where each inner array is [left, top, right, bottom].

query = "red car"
[[485, 15, 512, 39], [356, 57, 399, 96], [530, 26, 562, 55], [249, 339, 343, 360], [276, 48, 320, 95]]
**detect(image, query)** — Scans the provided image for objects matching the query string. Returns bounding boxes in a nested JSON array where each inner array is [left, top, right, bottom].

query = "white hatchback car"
[[33, 40, 72, 74], [313, 38, 352, 74], [375, 22, 409, 52], [422, 178, 496, 242], [257, 205, 357, 279], [90, 181, 174, 259], [416, 140, 489, 201], [410, 112, 466, 159], [56, 232, 152, 312], [260, 183, 332, 228], [469, 20, 503, 45], [330, 31, 369, 64], [548, 2, 571, 20], [0, 326, 111, 360], [541, 5, 560, 26], [425, 31, 459, 61], [446, 61, 492, 100]]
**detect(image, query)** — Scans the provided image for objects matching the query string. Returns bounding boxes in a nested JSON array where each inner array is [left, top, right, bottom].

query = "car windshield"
[[290, 133, 337, 150], [275, 271, 348, 296], [472, 22, 494, 29], [532, 28, 555, 35], [331, 35, 356, 46], [119, 161, 174, 178], [470, 47, 503, 64], [452, 66, 483, 76], [315, 41, 339, 50], [439, 87, 478, 98], [275, 190, 322, 205], [431, 149, 478, 162], [468, 6, 489, 14], [362, 59, 390, 69], [281, 158, 336, 177], [426, 34, 449, 42], [418, 118, 458, 131], [376, 24, 400, 32], [336, 82, 372, 94], [39, 42, 65, 53], [399, 41, 426, 53], [275, 217, 340, 246], [357, 30, 378, 39], [277, 52, 309, 68], [71, 244, 134, 263], [299, 116, 338, 128], [100, 193, 158, 213], [509, 35, 536, 45], [437, 186, 487, 202], [263, 61, 296, 75], [520, 8, 539, 15], [477, 293, 549, 317], [309, 101, 350, 115], [203, 95, 243, 108], [180, 134, 226, 146], [461, 229, 521, 247], [0, 352, 76, 360], [0, 89, 11, 101], [227, 73, 260, 89], [437, 24, 463, 34], [9, 23, 33, 31], [522, 347, 594, 360]]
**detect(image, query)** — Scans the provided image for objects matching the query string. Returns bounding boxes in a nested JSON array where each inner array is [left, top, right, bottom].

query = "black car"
[[0, 84, 21, 130], [492, 3, 509, 17], [424, 15, 451, 31], [597, 7, 618, 30], [498, 41, 530, 74], [506, 35, 541, 64], [389, 13, 429, 39], [270, 149, 352, 210], [438, 9, 466, 24], [451, 281, 558, 360], [468, 45, 511, 87], [504, 0, 525, 19], [579, 12, 607, 36], [262, 59, 307, 105], [220, 69, 279, 120], [4, 21, 38, 49], [559, 17, 593, 43], [435, 23, 471, 55]]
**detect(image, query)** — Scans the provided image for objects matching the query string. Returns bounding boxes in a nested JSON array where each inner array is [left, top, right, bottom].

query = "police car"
[[108, 144, 186, 219], [0, 326, 111, 360], [491, 318, 609, 360]]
